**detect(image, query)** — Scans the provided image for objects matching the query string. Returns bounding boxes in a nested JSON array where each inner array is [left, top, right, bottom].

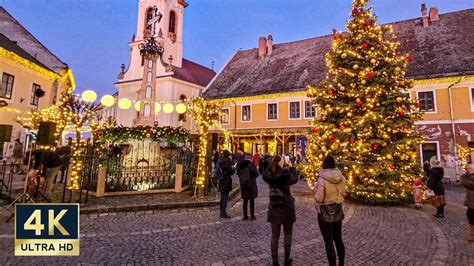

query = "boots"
[[469, 224, 474, 242]]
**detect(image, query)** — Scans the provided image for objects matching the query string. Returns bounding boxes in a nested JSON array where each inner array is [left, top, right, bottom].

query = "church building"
[[114, 0, 215, 134]]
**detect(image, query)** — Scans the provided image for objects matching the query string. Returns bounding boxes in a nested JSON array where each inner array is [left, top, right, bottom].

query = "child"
[[413, 179, 423, 209]]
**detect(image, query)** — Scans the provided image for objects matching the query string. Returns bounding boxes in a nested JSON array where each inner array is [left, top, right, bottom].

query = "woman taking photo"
[[314, 155, 346, 266], [263, 155, 298, 266]]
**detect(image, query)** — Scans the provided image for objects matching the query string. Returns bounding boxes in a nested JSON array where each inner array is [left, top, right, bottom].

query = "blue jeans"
[[220, 191, 229, 215]]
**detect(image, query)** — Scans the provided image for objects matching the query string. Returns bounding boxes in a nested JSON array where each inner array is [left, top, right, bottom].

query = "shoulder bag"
[[319, 179, 344, 223]]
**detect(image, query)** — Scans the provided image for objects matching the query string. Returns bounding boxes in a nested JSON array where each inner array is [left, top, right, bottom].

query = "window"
[[304, 101, 316, 118], [267, 103, 278, 120], [1, 73, 14, 99], [470, 88, 474, 111], [169, 11, 176, 33], [242, 105, 251, 122], [420, 142, 439, 165], [289, 101, 301, 119], [220, 108, 230, 125], [144, 103, 151, 117], [30, 83, 41, 106], [418, 91, 435, 112], [178, 94, 187, 122]]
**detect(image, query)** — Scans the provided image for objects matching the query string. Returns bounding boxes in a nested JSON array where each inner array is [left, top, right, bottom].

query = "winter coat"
[[238, 160, 260, 200], [314, 168, 346, 212], [427, 166, 445, 195], [423, 161, 431, 175], [217, 156, 235, 193], [460, 172, 474, 209], [233, 152, 245, 166], [263, 167, 298, 225]]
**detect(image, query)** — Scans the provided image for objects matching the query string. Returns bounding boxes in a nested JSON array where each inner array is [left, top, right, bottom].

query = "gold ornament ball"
[[341, 53, 347, 59], [396, 97, 403, 102], [361, 80, 367, 85], [347, 112, 353, 118], [353, 64, 359, 70], [370, 59, 377, 64], [395, 67, 401, 72], [318, 154, 324, 159]]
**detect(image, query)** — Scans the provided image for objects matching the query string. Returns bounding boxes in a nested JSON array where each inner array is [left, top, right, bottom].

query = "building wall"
[[0, 59, 57, 141]]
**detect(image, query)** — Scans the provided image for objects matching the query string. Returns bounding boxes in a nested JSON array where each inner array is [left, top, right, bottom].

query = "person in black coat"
[[427, 159, 446, 218], [263, 155, 298, 266], [217, 150, 235, 218], [238, 158, 260, 220], [423, 160, 431, 178]]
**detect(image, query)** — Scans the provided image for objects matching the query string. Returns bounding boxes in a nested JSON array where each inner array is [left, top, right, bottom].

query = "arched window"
[[145, 86, 152, 98], [144, 104, 151, 117], [179, 94, 187, 122], [144, 8, 154, 36], [169, 11, 176, 33]]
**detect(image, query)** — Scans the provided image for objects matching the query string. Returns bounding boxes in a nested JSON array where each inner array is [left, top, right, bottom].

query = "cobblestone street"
[[1, 178, 473, 265]]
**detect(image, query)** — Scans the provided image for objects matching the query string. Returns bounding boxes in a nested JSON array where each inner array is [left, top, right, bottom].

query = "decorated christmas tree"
[[306, 0, 424, 204]]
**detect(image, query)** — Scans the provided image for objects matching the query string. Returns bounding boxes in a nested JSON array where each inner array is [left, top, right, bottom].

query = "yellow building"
[[203, 6, 474, 166], [0, 7, 73, 156]]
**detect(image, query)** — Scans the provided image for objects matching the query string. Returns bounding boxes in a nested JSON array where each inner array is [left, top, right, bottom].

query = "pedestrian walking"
[[413, 179, 423, 209], [427, 158, 446, 218], [12, 139, 24, 173], [460, 163, 474, 241], [263, 155, 298, 266], [314, 155, 346, 266], [217, 150, 235, 219], [237, 157, 259, 220]]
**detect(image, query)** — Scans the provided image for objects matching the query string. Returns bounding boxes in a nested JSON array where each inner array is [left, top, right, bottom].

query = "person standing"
[[233, 148, 245, 166], [33, 150, 62, 197], [217, 150, 235, 219], [263, 155, 298, 266], [54, 141, 72, 183], [12, 139, 23, 173], [427, 158, 446, 218], [460, 163, 474, 241], [237, 157, 260, 220], [423, 160, 431, 178], [314, 155, 346, 266]]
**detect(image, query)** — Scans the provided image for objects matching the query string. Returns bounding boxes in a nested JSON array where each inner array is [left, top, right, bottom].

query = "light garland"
[[0, 47, 59, 81], [457, 144, 474, 169]]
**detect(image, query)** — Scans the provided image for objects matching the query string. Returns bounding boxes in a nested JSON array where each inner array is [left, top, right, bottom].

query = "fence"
[[86, 139, 196, 197]]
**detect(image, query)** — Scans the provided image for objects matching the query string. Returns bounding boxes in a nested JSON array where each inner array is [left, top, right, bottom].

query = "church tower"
[[115, 0, 215, 130]]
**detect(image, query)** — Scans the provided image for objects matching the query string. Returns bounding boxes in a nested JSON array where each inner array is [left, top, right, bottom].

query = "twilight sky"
[[2, 0, 473, 95]]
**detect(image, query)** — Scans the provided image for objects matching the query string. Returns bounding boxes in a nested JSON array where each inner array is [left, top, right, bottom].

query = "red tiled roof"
[[172, 58, 216, 87]]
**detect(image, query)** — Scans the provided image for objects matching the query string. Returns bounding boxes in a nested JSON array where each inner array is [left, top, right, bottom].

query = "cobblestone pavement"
[[1, 178, 473, 265]]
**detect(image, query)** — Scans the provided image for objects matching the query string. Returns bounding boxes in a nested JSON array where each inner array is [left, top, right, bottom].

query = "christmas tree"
[[306, 0, 424, 204]]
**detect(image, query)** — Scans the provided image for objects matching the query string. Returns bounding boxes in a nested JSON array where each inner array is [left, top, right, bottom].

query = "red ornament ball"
[[328, 90, 334, 96], [356, 99, 363, 105], [367, 72, 375, 78], [306, 92, 313, 98], [407, 55, 414, 62], [329, 134, 335, 142], [339, 124, 346, 131], [349, 136, 355, 143], [401, 124, 407, 130], [311, 127, 319, 134], [415, 103, 420, 108], [352, 8, 358, 15], [361, 43, 368, 49], [373, 143, 379, 149], [399, 111, 405, 116], [396, 52, 401, 57], [364, 20, 370, 26]]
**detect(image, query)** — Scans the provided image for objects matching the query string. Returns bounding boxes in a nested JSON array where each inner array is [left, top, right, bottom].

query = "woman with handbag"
[[427, 158, 446, 218], [263, 155, 299, 266], [314, 155, 346, 266]]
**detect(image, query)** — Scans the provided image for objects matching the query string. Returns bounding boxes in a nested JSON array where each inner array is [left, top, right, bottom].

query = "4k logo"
[[15, 204, 80, 256]]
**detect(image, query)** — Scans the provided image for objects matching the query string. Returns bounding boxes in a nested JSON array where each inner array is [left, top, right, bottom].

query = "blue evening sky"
[[2, 0, 473, 95]]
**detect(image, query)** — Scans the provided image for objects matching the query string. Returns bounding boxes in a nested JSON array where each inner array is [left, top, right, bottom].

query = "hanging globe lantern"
[[155, 102, 161, 114], [118, 98, 132, 110], [81, 90, 97, 102], [134, 101, 141, 111], [175, 103, 187, 114], [163, 103, 174, 113], [100, 95, 115, 107]]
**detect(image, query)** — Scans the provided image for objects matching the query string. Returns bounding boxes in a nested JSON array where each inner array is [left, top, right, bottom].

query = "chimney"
[[258, 36, 267, 59], [421, 4, 429, 27], [267, 35, 273, 56], [429, 7, 440, 23]]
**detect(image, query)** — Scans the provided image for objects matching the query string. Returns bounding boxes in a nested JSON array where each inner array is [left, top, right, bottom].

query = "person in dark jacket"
[[238, 158, 260, 220], [33, 150, 63, 196], [217, 150, 235, 218], [54, 142, 72, 183], [263, 155, 298, 266], [233, 148, 245, 166], [427, 158, 445, 218], [460, 164, 474, 241], [423, 160, 431, 177]]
